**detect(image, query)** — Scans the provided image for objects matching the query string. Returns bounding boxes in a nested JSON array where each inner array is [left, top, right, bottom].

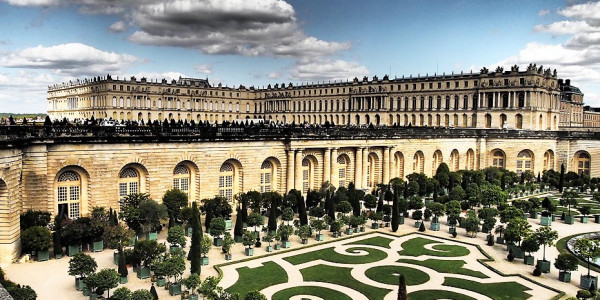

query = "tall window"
[[119, 168, 139, 210], [515, 114, 523, 129], [432, 150, 443, 175], [301, 158, 312, 194], [466, 149, 475, 170], [219, 163, 234, 201], [173, 165, 190, 194], [394, 152, 404, 179], [576, 152, 591, 175], [543, 150, 554, 171], [57, 171, 81, 219], [492, 150, 505, 168], [516, 150, 533, 175], [260, 161, 273, 193], [337, 155, 347, 188], [414, 151, 424, 173], [367, 155, 374, 188], [450, 150, 459, 172]]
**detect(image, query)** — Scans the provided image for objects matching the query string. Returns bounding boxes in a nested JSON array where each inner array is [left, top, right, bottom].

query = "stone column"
[[382, 146, 390, 184], [355, 147, 363, 189], [294, 149, 303, 191], [323, 148, 331, 184], [286, 149, 295, 192], [362, 147, 369, 188], [331, 148, 339, 186]]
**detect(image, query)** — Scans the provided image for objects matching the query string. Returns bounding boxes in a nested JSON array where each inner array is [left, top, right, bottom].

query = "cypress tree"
[[190, 202, 201, 274], [298, 194, 308, 226], [326, 190, 336, 221], [118, 246, 127, 278], [392, 185, 399, 232], [537, 172, 541, 182], [397, 274, 407, 300], [500, 174, 506, 191], [268, 201, 277, 233], [559, 164, 565, 192], [234, 208, 244, 240], [53, 215, 63, 257], [376, 188, 384, 213], [241, 195, 249, 225]]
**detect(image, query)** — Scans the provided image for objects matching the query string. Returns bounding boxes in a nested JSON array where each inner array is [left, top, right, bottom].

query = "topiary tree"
[[574, 238, 600, 277], [133, 240, 166, 268], [167, 225, 186, 248], [247, 212, 263, 236], [209, 217, 226, 238], [560, 191, 579, 216], [184, 273, 201, 296], [53, 215, 63, 257], [398, 273, 408, 300], [85, 268, 119, 298], [68, 252, 97, 281], [463, 210, 480, 237], [112, 287, 132, 300], [21, 226, 52, 255], [281, 207, 294, 226], [579, 205, 592, 217], [427, 202, 445, 223], [521, 234, 540, 258], [533, 226, 558, 262], [189, 201, 202, 275], [131, 289, 154, 300], [200, 234, 212, 258], [504, 218, 531, 246], [297, 194, 308, 225], [118, 246, 128, 279], [162, 189, 188, 228], [363, 194, 377, 212], [555, 253, 579, 274], [242, 231, 255, 250], [245, 290, 267, 300]]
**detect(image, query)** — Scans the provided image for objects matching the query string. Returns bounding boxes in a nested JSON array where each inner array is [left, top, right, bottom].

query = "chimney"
[[566, 79, 571, 86], [558, 79, 563, 85]]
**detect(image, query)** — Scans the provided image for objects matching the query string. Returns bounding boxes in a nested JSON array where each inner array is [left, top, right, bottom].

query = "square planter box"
[[449, 227, 456, 234], [581, 216, 589, 223], [581, 275, 598, 290], [345, 228, 353, 235], [595, 215, 600, 223], [225, 253, 232, 260], [75, 278, 86, 291], [169, 283, 182, 296], [496, 237, 505, 245], [529, 212, 538, 219], [245, 248, 254, 256], [353, 227, 359, 233], [398, 216, 405, 225], [225, 219, 233, 230], [137, 267, 151, 279], [371, 222, 379, 229], [523, 256, 534, 265], [430, 223, 440, 231], [157, 277, 166, 287], [67, 244, 81, 256], [360, 226, 365, 232], [185, 227, 193, 237], [37, 250, 49, 262], [234, 235, 243, 243], [537, 260, 551, 273], [266, 246, 273, 252], [129, 235, 137, 246], [333, 232, 339, 238], [92, 240, 103, 252], [120, 276, 127, 284], [507, 244, 524, 259], [55, 253, 62, 259], [565, 215, 575, 225], [213, 237, 223, 247], [559, 271, 572, 283], [189, 294, 199, 300], [202, 257, 209, 266], [89, 292, 102, 300], [146, 232, 158, 241], [170, 245, 180, 253], [414, 221, 422, 228], [316, 233, 324, 241], [540, 216, 552, 226], [274, 244, 281, 250], [282, 241, 291, 248], [301, 238, 308, 245]]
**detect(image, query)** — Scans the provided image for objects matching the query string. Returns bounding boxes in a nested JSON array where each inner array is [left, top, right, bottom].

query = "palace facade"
[[0, 65, 596, 264]]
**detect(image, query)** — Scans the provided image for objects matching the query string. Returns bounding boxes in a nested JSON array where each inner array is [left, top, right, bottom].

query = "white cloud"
[[268, 71, 281, 79], [2, 0, 59, 6], [0, 43, 140, 76], [0, 70, 59, 113], [534, 20, 598, 35], [290, 59, 369, 81], [108, 21, 127, 33], [194, 64, 213, 74], [538, 9, 550, 16]]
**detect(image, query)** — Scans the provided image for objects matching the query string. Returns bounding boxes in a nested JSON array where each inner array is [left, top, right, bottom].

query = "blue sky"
[[0, 0, 598, 113]]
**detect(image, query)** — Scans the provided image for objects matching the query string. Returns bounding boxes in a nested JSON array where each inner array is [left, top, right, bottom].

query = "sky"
[[0, 0, 599, 113]]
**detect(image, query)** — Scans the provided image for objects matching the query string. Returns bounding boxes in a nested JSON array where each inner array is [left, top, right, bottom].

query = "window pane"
[[58, 187, 67, 202]]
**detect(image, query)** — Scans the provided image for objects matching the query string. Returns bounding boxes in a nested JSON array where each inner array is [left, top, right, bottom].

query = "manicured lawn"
[[397, 258, 488, 278], [272, 286, 354, 300], [443, 277, 531, 300], [347, 236, 393, 248], [284, 246, 387, 265], [225, 261, 288, 297], [365, 265, 429, 285], [398, 237, 470, 257], [408, 289, 477, 300], [556, 233, 600, 273], [301, 264, 391, 300]]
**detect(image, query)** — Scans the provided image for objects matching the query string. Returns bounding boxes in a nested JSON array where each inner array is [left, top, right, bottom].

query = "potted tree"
[[200, 234, 212, 265], [274, 230, 282, 250], [520, 235, 539, 266], [53, 215, 64, 259], [311, 218, 326, 241], [117, 246, 128, 284], [21, 226, 52, 262], [427, 202, 445, 231], [90, 207, 108, 252], [574, 238, 600, 289], [209, 217, 226, 246], [264, 231, 274, 252], [540, 197, 553, 226], [184, 273, 201, 300], [153, 260, 167, 287], [222, 232, 234, 260], [533, 226, 558, 273], [243, 231, 255, 256], [166, 256, 185, 296], [579, 206, 592, 223], [278, 224, 293, 248], [133, 239, 166, 279], [495, 225, 505, 244], [463, 210, 480, 238], [330, 220, 342, 238], [554, 253, 579, 283], [504, 218, 531, 259], [68, 252, 97, 291], [298, 224, 311, 244], [560, 191, 579, 224], [412, 210, 423, 228], [370, 211, 382, 229], [85, 268, 119, 300], [167, 225, 186, 253]]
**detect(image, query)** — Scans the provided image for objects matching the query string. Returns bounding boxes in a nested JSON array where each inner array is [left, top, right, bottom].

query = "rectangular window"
[[455, 81, 459, 88], [429, 83, 433, 89], [173, 179, 180, 190], [437, 82, 441, 89], [58, 187, 67, 202], [446, 82, 450, 88], [520, 78, 525, 85], [129, 182, 138, 194], [464, 81, 469, 87], [420, 83, 424, 89], [180, 178, 189, 192], [119, 183, 127, 197], [69, 186, 80, 201], [69, 203, 80, 219]]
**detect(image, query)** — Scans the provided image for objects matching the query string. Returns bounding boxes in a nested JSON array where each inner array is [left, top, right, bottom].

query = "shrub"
[[451, 231, 457, 238], [418, 222, 426, 232], [21, 226, 52, 253], [507, 252, 515, 262], [533, 266, 541, 276]]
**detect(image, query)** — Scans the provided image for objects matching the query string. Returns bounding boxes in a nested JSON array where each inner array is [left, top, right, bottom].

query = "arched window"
[[394, 152, 404, 179], [515, 114, 523, 129], [260, 161, 274, 193], [543, 150, 554, 171], [414, 151, 424, 174], [219, 163, 234, 201], [485, 114, 492, 128], [119, 167, 140, 210], [466, 149, 475, 170], [432, 150, 443, 175], [173, 165, 190, 194], [450, 150, 459, 172], [492, 150, 505, 168], [367, 154, 379, 188], [337, 155, 348, 188], [576, 152, 591, 175], [57, 171, 81, 219], [301, 158, 313, 194], [516, 150, 533, 175]]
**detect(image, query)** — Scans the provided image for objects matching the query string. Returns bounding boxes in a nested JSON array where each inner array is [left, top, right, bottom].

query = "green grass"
[[408, 289, 477, 300], [225, 261, 288, 297], [284, 246, 387, 265], [397, 258, 488, 278], [301, 264, 391, 300], [346, 236, 393, 248], [272, 286, 354, 300], [556, 233, 600, 274], [443, 277, 531, 300], [365, 265, 429, 285], [398, 237, 470, 257]]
